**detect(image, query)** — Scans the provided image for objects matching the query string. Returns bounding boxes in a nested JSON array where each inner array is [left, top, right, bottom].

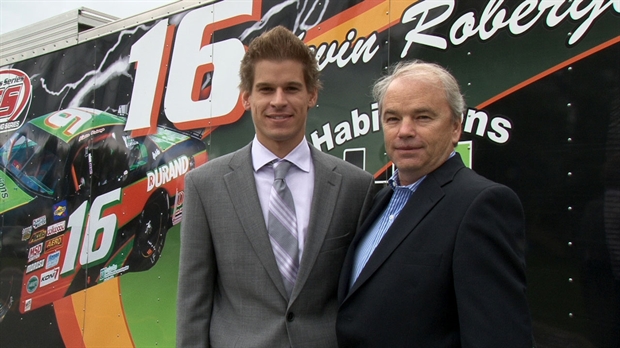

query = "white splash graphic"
[[295, 0, 329, 33], [67, 57, 131, 108], [239, 0, 330, 41], [39, 24, 153, 109]]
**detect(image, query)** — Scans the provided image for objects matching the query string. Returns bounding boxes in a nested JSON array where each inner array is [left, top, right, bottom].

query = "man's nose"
[[397, 118, 416, 138], [271, 88, 287, 107]]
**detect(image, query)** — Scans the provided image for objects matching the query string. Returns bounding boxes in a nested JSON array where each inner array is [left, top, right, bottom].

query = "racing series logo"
[[0, 68, 32, 133]]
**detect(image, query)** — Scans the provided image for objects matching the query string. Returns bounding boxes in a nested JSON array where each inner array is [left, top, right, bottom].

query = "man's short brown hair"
[[239, 26, 322, 93]]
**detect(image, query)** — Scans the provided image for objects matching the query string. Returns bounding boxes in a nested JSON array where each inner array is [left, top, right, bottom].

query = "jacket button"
[[286, 312, 294, 322]]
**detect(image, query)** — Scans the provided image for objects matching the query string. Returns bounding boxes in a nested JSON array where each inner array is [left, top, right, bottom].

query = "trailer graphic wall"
[[0, 0, 619, 347]]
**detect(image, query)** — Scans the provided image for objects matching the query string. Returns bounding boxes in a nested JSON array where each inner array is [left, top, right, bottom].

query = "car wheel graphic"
[[128, 190, 169, 271]]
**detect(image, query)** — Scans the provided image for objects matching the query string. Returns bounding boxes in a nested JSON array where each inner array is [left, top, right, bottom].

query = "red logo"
[[0, 68, 32, 133], [28, 243, 43, 262]]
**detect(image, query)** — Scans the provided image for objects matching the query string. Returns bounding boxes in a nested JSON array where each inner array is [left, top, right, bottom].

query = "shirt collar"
[[251, 136, 311, 173], [388, 150, 456, 191], [388, 170, 424, 192]]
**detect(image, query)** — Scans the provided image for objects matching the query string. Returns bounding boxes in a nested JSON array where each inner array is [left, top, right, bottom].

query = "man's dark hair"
[[239, 26, 322, 93]]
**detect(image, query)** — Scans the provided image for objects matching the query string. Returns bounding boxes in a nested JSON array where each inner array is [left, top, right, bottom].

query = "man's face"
[[381, 75, 462, 186], [242, 59, 317, 157]]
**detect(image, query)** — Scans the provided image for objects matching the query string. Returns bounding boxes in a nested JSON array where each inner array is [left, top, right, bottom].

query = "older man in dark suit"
[[337, 60, 533, 347]]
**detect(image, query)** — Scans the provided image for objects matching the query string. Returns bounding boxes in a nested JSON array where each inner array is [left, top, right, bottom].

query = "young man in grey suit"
[[176, 26, 375, 347], [336, 60, 534, 347]]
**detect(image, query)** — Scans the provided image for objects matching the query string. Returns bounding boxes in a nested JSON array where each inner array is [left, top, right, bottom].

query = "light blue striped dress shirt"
[[349, 170, 426, 289], [349, 152, 456, 289]]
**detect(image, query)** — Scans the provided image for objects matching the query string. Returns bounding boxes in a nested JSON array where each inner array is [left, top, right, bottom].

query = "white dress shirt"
[[252, 136, 315, 259]]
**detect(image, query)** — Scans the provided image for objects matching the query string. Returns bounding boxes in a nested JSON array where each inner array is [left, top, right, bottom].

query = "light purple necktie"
[[268, 160, 299, 297]]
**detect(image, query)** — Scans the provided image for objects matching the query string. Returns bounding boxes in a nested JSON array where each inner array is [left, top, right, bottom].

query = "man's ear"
[[452, 119, 463, 146], [307, 89, 318, 109], [241, 91, 251, 110]]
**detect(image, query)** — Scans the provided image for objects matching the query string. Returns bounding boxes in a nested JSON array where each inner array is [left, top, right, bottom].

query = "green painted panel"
[[120, 225, 180, 347]]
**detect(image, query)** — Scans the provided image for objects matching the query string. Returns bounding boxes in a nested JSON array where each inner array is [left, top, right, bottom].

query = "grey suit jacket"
[[176, 142, 375, 347]]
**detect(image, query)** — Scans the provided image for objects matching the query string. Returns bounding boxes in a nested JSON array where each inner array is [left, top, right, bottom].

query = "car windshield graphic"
[[0, 129, 64, 196]]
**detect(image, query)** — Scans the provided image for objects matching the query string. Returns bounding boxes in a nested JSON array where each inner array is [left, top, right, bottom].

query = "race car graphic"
[[0, 108, 207, 315]]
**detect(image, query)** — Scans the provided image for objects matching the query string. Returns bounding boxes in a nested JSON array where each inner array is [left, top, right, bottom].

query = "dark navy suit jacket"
[[337, 154, 533, 347]]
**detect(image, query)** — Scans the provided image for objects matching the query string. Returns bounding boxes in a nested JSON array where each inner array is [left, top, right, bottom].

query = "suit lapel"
[[224, 144, 289, 300], [290, 147, 341, 301], [338, 188, 392, 302], [345, 154, 466, 299]]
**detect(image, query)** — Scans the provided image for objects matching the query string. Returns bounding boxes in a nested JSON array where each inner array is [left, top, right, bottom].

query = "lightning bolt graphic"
[[239, 0, 331, 41], [38, 24, 154, 111]]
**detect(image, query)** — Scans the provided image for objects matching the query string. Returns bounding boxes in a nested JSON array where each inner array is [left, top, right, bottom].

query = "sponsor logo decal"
[[26, 259, 45, 273], [172, 189, 185, 225], [53, 201, 67, 220], [29, 229, 46, 244], [151, 148, 161, 160], [21, 226, 32, 241], [46, 251, 60, 269], [100, 264, 129, 282], [26, 276, 38, 294], [78, 127, 105, 142], [47, 220, 66, 237], [0, 176, 9, 200], [24, 299, 32, 312], [147, 155, 189, 192], [0, 68, 32, 133], [44, 235, 63, 253], [40, 268, 60, 287], [32, 215, 46, 229], [28, 243, 43, 262]]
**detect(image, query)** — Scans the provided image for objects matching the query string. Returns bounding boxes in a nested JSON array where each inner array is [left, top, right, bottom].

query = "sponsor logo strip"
[[29, 229, 46, 244], [44, 235, 63, 253], [32, 215, 46, 229], [26, 259, 45, 273], [27, 243, 43, 262], [47, 220, 66, 236], [40, 268, 60, 287]]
